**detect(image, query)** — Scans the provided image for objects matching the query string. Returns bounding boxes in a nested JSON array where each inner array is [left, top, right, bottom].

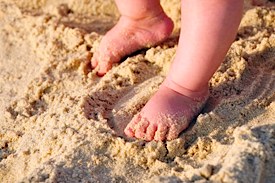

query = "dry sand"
[[0, 0, 274, 182]]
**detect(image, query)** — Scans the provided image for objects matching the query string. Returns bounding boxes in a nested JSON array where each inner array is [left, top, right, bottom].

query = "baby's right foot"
[[124, 79, 209, 141], [91, 12, 174, 76]]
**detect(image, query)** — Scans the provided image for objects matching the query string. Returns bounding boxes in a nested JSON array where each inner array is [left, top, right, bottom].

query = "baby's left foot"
[[124, 79, 209, 141], [91, 12, 173, 76]]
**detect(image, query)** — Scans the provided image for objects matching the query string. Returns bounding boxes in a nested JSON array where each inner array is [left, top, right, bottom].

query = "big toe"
[[166, 125, 183, 141]]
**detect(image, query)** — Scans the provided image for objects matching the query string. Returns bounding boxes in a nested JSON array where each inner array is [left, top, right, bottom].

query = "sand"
[[0, 0, 274, 182]]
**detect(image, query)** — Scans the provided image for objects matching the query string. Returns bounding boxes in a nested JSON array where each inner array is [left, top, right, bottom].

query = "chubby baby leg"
[[124, 0, 243, 141]]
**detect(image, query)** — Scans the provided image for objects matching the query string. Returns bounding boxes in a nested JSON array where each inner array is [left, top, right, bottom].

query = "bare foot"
[[91, 12, 174, 76], [124, 79, 209, 141]]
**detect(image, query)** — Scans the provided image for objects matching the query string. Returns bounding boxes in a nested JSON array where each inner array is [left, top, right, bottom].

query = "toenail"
[[96, 72, 105, 77]]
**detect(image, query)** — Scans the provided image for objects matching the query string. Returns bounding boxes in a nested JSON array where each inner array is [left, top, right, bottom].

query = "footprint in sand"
[[82, 56, 163, 138]]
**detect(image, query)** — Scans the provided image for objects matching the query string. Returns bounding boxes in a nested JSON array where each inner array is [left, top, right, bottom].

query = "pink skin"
[[91, 0, 174, 76], [125, 81, 210, 141], [92, 0, 244, 141]]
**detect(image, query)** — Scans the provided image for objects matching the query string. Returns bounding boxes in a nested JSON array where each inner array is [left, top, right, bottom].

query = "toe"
[[166, 125, 181, 141], [124, 114, 141, 137], [145, 123, 157, 141], [154, 123, 168, 141], [91, 53, 98, 69], [134, 118, 149, 139], [97, 61, 112, 76]]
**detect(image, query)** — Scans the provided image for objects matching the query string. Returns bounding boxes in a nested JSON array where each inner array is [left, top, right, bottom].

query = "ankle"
[[119, 10, 171, 26], [163, 77, 209, 101], [117, 0, 165, 21]]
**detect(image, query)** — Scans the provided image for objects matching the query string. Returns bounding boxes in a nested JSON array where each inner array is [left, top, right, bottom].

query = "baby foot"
[[124, 79, 209, 141], [91, 12, 174, 76]]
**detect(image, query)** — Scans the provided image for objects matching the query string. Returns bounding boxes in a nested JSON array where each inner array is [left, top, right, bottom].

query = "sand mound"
[[0, 0, 274, 182]]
